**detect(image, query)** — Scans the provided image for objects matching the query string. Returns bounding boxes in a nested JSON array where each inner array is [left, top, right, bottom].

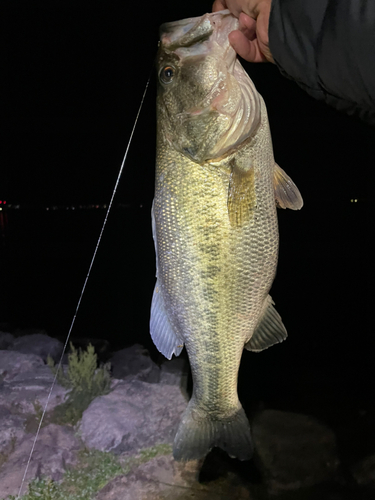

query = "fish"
[[150, 9, 303, 462]]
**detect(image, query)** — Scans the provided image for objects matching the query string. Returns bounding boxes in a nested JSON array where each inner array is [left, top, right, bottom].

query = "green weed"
[[47, 343, 111, 426], [122, 443, 173, 474], [8, 443, 172, 500], [8, 477, 59, 500]]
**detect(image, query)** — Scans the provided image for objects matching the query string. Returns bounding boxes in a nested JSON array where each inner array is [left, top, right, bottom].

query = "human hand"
[[212, 0, 274, 63]]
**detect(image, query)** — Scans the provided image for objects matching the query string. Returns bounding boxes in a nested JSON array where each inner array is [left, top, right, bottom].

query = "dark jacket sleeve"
[[269, 0, 375, 125]]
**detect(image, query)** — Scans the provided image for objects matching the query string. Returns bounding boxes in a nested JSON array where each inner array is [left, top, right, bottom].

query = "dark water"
[[1, 203, 374, 461], [0, 206, 156, 351]]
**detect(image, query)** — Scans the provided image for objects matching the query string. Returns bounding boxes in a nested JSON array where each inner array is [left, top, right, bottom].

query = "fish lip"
[[160, 13, 213, 49], [158, 10, 238, 79], [160, 10, 238, 50], [160, 9, 231, 34]]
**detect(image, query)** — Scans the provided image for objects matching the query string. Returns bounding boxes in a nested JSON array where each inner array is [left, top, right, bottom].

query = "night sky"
[[3, 1, 219, 206], [3, 0, 374, 207]]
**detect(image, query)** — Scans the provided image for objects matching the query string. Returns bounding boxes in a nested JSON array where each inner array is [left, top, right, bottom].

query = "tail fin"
[[173, 397, 253, 461]]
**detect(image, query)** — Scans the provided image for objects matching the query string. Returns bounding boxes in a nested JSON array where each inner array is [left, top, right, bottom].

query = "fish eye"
[[160, 65, 175, 84]]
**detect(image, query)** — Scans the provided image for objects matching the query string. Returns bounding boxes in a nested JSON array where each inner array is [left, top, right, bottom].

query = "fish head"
[[156, 10, 261, 163]]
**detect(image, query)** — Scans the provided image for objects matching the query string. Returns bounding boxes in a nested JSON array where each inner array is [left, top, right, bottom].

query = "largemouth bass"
[[150, 10, 303, 462]]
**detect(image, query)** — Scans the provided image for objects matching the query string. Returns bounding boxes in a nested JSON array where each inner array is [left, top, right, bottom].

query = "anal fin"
[[245, 295, 288, 352], [273, 163, 303, 210]]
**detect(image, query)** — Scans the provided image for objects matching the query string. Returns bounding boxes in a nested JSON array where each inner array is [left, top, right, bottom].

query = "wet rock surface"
[[252, 410, 340, 494], [0, 331, 374, 499], [96, 453, 257, 500], [351, 454, 375, 486], [110, 344, 160, 383]]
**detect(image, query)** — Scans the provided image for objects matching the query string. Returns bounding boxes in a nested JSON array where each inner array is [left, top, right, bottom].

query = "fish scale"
[[156, 98, 273, 387], [150, 10, 303, 461]]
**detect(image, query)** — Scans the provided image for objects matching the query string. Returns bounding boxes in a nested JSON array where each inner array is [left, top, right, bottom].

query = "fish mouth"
[[159, 10, 239, 86], [160, 10, 239, 52]]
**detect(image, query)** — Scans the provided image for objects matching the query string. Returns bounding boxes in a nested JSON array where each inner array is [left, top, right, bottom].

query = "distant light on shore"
[[44, 204, 121, 210], [2, 203, 133, 210]]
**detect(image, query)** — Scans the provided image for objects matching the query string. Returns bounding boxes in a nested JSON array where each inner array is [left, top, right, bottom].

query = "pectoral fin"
[[227, 162, 256, 227], [150, 281, 184, 360], [245, 295, 288, 352], [273, 163, 303, 210]]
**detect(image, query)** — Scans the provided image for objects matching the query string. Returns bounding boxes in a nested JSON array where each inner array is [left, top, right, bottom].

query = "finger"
[[238, 13, 256, 40], [228, 30, 268, 63], [212, 0, 227, 12], [255, 10, 274, 63], [239, 12, 256, 29], [212, 0, 243, 17]]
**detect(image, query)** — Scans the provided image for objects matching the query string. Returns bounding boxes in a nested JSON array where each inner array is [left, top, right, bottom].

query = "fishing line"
[[17, 72, 152, 499]]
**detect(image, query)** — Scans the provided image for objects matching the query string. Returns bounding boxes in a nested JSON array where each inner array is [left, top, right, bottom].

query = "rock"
[[96, 453, 254, 500], [0, 407, 27, 460], [0, 353, 69, 414], [160, 357, 189, 392], [351, 454, 375, 486], [252, 409, 340, 494], [3, 335, 371, 500], [0, 351, 44, 382], [79, 378, 187, 454], [0, 332, 14, 350], [9, 333, 63, 362], [0, 424, 80, 499], [110, 344, 160, 383]]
